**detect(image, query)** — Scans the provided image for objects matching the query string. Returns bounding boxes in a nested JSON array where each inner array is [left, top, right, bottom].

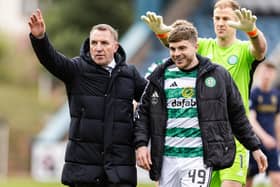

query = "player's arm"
[[227, 8, 267, 60], [248, 28, 266, 61], [275, 113, 280, 148], [227, 72, 268, 172], [249, 110, 277, 149], [141, 11, 171, 47]]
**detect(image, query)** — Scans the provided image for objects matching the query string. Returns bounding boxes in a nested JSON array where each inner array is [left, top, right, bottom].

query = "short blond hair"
[[214, 0, 240, 10]]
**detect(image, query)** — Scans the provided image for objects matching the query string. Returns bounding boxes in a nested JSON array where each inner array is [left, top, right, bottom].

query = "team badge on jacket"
[[205, 77, 216, 88]]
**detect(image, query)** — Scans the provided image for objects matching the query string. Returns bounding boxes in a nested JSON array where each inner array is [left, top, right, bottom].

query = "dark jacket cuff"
[[135, 141, 147, 149]]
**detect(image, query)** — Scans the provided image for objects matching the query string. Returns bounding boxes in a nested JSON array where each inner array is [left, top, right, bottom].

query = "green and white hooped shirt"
[[163, 64, 203, 158]]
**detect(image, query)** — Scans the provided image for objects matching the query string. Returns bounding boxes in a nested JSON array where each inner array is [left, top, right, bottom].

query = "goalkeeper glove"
[[227, 8, 258, 38], [141, 11, 172, 35]]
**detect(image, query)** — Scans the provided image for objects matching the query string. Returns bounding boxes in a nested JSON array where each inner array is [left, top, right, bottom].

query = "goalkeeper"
[[141, 0, 267, 187]]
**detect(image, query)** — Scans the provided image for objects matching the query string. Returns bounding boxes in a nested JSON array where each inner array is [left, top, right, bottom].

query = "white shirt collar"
[[107, 59, 116, 69], [103, 59, 116, 73], [103, 59, 116, 72]]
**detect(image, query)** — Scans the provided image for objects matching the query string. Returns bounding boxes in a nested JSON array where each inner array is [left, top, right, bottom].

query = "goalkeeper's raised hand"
[[141, 11, 172, 34], [228, 7, 266, 61], [227, 8, 257, 33]]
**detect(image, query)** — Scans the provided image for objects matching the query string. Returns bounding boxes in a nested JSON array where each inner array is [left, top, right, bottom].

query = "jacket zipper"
[[196, 66, 213, 167]]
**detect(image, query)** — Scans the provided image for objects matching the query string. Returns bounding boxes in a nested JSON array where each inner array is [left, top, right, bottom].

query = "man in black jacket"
[[28, 9, 147, 187], [134, 21, 267, 187]]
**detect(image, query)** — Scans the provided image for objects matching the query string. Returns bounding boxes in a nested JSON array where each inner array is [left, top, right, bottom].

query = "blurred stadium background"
[[0, 0, 279, 186]]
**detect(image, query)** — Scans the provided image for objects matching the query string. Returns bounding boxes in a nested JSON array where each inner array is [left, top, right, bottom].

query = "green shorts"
[[210, 138, 249, 186]]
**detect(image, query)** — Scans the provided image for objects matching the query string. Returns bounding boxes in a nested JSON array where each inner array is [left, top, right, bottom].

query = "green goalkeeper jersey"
[[198, 38, 255, 114]]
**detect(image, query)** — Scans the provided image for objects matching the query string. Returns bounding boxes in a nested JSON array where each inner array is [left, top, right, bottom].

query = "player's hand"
[[136, 146, 152, 171], [227, 8, 257, 32], [28, 9, 46, 39], [141, 11, 172, 34], [252, 149, 267, 173]]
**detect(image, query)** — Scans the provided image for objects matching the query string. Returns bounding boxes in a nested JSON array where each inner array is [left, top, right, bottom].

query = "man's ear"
[[114, 42, 119, 53]]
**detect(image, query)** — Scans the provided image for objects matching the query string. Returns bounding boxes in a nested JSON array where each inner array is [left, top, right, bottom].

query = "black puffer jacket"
[[134, 54, 260, 181], [30, 34, 147, 186]]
